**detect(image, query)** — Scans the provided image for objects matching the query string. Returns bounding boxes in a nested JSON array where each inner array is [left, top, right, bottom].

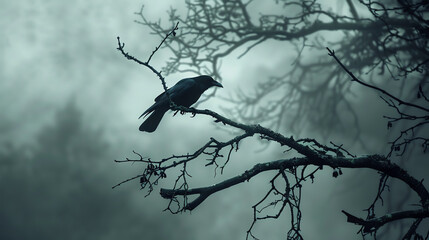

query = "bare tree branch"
[[115, 1, 429, 238], [160, 154, 429, 211], [327, 47, 429, 113]]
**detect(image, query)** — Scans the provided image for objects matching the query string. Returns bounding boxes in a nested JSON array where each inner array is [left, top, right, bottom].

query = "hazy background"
[[0, 1, 421, 239]]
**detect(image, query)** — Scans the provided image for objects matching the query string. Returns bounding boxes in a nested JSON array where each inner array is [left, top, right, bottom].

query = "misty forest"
[[1, 0, 428, 239]]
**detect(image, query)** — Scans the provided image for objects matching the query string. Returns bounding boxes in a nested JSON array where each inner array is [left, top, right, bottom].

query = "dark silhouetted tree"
[[116, 1, 429, 239]]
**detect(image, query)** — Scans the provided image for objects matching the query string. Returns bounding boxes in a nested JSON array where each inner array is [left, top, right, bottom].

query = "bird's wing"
[[138, 94, 166, 119], [155, 78, 196, 101], [138, 78, 196, 119]]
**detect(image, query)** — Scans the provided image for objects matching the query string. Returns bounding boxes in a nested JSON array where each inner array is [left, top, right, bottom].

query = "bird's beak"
[[213, 81, 223, 88]]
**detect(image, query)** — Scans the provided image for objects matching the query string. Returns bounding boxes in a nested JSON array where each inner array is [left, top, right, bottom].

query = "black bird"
[[139, 75, 223, 132]]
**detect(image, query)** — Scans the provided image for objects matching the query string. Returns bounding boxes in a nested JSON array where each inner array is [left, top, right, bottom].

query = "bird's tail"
[[139, 109, 166, 132]]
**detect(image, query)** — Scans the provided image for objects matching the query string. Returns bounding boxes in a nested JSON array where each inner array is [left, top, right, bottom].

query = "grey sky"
[[2, 1, 424, 239]]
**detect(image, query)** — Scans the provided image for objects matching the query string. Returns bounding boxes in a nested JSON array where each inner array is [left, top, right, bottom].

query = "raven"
[[139, 75, 223, 132]]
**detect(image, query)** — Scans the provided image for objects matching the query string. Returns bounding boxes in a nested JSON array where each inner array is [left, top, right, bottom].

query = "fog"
[[1, 1, 427, 239]]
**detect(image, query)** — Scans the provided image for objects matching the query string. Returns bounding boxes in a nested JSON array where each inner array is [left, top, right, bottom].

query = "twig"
[[326, 47, 429, 113]]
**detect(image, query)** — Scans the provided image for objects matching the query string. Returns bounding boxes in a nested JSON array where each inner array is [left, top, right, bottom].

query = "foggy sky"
[[1, 1, 425, 239]]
